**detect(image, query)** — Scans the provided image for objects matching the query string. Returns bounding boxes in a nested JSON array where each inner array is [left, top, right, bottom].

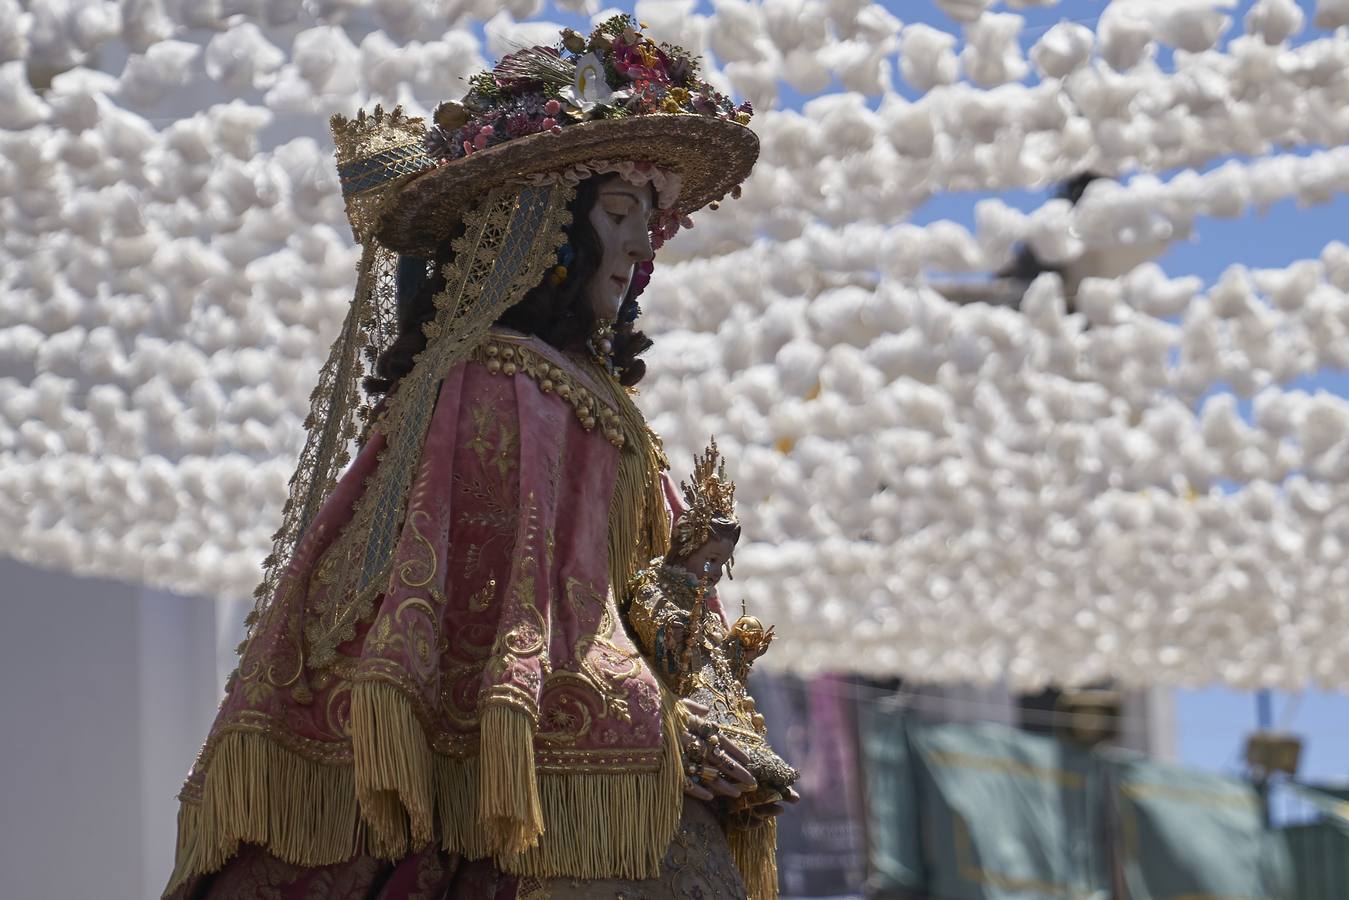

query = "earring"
[[587, 319, 617, 374], [551, 241, 575, 286], [588, 319, 615, 356]]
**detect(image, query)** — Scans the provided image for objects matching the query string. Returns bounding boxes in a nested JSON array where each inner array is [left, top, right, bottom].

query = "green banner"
[[908, 719, 1107, 899], [1282, 783, 1349, 900], [856, 703, 924, 894], [1289, 782, 1349, 835], [1108, 754, 1291, 900]]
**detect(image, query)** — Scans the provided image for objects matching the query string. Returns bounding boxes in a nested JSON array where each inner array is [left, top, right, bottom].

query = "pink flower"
[[612, 39, 671, 84], [541, 117, 556, 130], [630, 259, 654, 296], [544, 99, 561, 116]]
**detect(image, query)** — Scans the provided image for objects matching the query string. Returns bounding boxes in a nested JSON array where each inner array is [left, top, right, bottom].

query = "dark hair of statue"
[[363, 177, 654, 396], [665, 518, 742, 567]]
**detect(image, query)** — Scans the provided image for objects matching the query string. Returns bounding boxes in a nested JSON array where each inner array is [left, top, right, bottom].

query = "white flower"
[[561, 52, 612, 114]]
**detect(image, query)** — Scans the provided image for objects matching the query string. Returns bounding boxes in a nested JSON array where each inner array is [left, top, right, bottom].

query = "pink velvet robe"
[[165, 330, 748, 898]]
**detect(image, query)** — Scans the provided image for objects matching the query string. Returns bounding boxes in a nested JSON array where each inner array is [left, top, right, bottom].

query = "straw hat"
[[334, 15, 760, 257]]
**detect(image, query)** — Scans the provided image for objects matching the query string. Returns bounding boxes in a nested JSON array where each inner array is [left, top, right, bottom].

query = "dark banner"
[[750, 672, 868, 898]]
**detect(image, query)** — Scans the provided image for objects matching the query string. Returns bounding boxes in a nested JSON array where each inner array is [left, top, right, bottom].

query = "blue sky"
[[524, 0, 1348, 782]]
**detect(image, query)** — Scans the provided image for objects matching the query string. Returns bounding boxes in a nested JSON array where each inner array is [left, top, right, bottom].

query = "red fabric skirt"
[[170, 847, 521, 900]]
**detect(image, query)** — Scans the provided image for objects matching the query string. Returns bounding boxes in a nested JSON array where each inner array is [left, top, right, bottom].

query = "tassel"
[[351, 679, 435, 857], [162, 687, 688, 897], [729, 818, 780, 900], [477, 703, 546, 856], [600, 375, 671, 610], [162, 732, 363, 898], [498, 685, 685, 880]]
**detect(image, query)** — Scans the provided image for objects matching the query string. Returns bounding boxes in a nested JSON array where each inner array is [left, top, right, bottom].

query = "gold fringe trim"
[[729, 818, 780, 900], [600, 374, 671, 612], [162, 732, 362, 898], [498, 687, 686, 880], [351, 679, 434, 857], [478, 703, 546, 855], [164, 687, 687, 896]]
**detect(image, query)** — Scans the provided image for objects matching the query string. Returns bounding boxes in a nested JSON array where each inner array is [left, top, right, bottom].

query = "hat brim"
[[376, 114, 759, 257]]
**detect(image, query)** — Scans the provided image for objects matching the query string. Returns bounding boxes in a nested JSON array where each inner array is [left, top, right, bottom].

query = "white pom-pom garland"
[[3, 0, 1349, 689]]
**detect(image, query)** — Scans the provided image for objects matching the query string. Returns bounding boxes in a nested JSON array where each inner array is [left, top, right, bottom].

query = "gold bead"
[[557, 385, 572, 400], [485, 345, 499, 358], [550, 367, 564, 380], [541, 379, 554, 393], [582, 416, 596, 430], [486, 359, 501, 374], [503, 362, 518, 376], [501, 347, 515, 361]]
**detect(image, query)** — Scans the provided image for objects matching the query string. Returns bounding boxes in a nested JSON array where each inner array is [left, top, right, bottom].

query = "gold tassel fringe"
[[351, 679, 434, 857], [165, 684, 687, 896], [601, 379, 671, 610], [477, 703, 546, 855], [729, 817, 780, 900], [499, 687, 685, 880], [163, 731, 363, 897]]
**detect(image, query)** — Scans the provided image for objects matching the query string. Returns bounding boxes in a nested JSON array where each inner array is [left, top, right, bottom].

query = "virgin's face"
[[585, 177, 656, 322]]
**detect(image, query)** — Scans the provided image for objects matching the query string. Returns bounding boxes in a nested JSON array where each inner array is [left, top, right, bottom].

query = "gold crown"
[[329, 104, 435, 238], [675, 437, 738, 559]]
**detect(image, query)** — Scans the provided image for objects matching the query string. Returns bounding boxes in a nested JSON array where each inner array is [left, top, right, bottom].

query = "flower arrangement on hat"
[[426, 15, 753, 163], [413, 14, 753, 259], [374, 14, 758, 271]]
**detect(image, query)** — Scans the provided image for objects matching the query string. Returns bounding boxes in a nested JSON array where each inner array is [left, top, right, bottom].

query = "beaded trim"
[[472, 336, 627, 449]]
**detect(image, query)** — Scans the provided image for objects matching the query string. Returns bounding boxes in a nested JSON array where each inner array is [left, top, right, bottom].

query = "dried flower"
[[668, 54, 691, 85], [433, 100, 469, 130], [562, 28, 587, 53], [494, 46, 568, 92]]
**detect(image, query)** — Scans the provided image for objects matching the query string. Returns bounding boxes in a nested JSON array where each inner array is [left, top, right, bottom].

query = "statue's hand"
[[678, 699, 757, 802], [745, 786, 801, 819]]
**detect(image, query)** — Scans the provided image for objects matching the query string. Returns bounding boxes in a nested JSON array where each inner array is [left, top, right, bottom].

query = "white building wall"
[[0, 558, 222, 900]]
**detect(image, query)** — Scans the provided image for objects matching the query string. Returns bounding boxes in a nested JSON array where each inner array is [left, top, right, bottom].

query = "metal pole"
[[1255, 690, 1273, 826]]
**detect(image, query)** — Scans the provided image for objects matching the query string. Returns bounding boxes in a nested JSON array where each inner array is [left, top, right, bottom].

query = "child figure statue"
[[626, 439, 799, 816]]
